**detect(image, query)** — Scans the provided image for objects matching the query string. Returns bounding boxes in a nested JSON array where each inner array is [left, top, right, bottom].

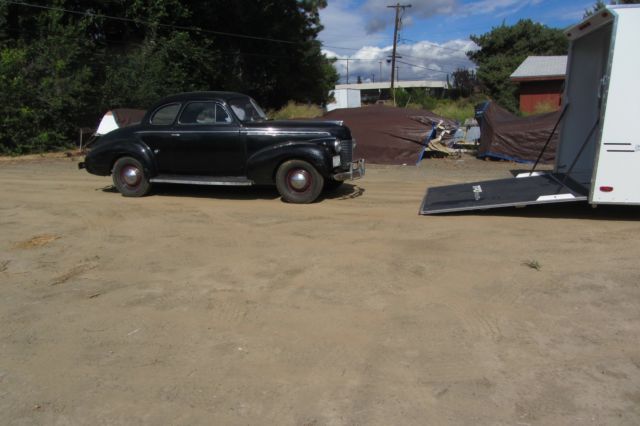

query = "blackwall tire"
[[275, 159, 324, 204], [112, 156, 151, 197]]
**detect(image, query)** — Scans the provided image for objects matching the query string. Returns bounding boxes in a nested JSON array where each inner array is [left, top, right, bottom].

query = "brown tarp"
[[323, 105, 457, 165], [112, 109, 146, 128], [477, 102, 560, 163]]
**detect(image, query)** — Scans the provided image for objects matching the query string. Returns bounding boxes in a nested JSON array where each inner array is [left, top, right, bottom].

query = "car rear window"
[[151, 103, 181, 125]]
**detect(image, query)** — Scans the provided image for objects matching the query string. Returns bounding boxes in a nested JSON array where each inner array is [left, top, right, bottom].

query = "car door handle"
[[171, 133, 181, 137]]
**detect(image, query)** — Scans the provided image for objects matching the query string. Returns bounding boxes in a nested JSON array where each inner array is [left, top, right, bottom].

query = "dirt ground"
[[1, 155, 639, 425]]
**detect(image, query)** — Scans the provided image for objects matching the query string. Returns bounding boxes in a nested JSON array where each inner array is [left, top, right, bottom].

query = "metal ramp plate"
[[419, 173, 589, 215]]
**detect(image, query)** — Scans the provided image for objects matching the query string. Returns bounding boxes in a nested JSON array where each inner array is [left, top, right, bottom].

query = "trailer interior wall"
[[556, 20, 612, 187]]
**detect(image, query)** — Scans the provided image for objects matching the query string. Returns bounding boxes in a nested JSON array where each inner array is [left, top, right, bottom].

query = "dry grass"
[[13, 234, 60, 249], [269, 102, 324, 120], [523, 259, 542, 271], [0, 152, 80, 162]]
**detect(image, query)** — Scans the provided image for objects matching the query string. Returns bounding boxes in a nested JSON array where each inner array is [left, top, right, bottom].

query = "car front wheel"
[[275, 159, 324, 204], [112, 156, 151, 197]]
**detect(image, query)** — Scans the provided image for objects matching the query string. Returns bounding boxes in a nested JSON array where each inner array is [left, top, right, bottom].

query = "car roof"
[[143, 91, 251, 122]]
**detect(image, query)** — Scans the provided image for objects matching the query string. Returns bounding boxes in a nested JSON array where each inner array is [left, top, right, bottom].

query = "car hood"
[[245, 120, 351, 139]]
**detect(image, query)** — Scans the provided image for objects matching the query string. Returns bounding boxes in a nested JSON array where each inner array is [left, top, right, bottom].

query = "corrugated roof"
[[510, 56, 567, 79]]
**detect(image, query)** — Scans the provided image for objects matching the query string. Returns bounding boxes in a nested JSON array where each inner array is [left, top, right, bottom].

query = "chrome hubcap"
[[122, 165, 141, 186], [288, 169, 311, 192]]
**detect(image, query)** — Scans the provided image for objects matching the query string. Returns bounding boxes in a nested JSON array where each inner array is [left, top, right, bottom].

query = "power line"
[[4, 0, 302, 45], [323, 44, 474, 68], [399, 37, 474, 53], [395, 60, 451, 74], [332, 57, 466, 75], [1, 21, 294, 61]]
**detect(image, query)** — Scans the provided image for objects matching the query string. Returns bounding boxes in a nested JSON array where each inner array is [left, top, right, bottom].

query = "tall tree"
[[0, 0, 338, 154], [452, 68, 478, 98], [468, 20, 567, 112]]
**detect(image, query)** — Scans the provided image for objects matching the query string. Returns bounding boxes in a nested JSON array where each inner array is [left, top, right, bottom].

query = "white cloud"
[[464, 0, 539, 15], [319, 0, 388, 50], [324, 39, 478, 83], [319, 0, 511, 83], [362, 0, 457, 34], [357, 0, 545, 32]]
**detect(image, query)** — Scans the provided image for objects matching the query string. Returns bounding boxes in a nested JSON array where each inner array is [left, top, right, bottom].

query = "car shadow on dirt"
[[319, 183, 365, 201], [99, 182, 365, 202]]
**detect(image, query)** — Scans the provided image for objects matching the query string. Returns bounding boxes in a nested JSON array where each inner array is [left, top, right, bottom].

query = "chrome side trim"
[[137, 130, 240, 134], [244, 130, 331, 136]]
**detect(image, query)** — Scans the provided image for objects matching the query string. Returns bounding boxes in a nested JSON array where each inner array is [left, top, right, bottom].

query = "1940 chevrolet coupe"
[[79, 91, 365, 203]]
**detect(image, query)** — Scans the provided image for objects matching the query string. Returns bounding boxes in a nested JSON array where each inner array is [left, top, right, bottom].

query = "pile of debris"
[[322, 105, 465, 165]]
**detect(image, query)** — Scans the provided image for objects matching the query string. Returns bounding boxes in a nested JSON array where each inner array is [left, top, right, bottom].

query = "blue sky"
[[319, 0, 596, 83]]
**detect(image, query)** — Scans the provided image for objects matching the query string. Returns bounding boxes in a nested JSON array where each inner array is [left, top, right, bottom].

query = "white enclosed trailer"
[[420, 5, 640, 214], [326, 88, 362, 112]]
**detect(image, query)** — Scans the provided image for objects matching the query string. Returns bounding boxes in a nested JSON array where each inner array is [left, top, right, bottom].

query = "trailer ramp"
[[420, 173, 588, 215]]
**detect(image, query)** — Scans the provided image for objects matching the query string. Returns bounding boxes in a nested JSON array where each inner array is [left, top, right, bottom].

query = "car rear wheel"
[[112, 156, 151, 197], [275, 159, 324, 204]]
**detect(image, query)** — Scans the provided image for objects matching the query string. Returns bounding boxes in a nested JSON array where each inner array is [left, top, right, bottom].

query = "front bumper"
[[332, 158, 365, 181]]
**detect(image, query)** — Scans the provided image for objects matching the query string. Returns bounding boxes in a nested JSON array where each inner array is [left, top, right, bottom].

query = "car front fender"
[[246, 141, 333, 185]]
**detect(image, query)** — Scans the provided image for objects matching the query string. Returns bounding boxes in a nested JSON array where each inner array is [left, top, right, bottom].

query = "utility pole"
[[346, 57, 350, 84], [379, 61, 383, 81], [387, 3, 411, 103]]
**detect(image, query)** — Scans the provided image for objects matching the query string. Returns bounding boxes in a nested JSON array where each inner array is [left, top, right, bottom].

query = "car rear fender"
[[246, 141, 332, 185], [101, 138, 157, 177]]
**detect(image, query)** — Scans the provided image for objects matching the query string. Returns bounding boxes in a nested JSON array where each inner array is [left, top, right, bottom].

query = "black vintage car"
[[80, 92, 365, 203]]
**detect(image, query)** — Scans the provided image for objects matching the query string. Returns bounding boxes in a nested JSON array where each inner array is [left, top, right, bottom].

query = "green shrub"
[[393, 91, 486, 124], [394, 88, 438, 110], [433, 99, 476, 123]]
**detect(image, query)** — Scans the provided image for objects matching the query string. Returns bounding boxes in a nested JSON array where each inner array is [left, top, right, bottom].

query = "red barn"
[[510, 56, 567, 114]]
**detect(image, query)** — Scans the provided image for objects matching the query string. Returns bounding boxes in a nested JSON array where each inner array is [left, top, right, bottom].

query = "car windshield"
[[228, 97, 268, 123]]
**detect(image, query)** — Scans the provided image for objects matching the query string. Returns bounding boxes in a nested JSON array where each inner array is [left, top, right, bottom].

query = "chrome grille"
[[340, 140, 353, 167]]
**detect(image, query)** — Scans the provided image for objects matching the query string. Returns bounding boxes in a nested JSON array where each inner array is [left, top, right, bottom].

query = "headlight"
[[333, 140, 341, 153]]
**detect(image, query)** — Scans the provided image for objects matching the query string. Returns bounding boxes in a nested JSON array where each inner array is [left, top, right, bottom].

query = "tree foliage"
[[0, 0, 338, 154], [584, 0, 640, 18], [451, 68, 479, 98], [468, 20, 568, 112]]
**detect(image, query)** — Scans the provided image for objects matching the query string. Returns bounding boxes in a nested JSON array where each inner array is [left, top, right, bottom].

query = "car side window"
[[216, 104, 232, 123], [179, 102, 233, 125], [151, 103, 181, 125]]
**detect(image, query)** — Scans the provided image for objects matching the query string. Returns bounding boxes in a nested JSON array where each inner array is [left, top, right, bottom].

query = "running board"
[[150, 175, 254, 186]]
